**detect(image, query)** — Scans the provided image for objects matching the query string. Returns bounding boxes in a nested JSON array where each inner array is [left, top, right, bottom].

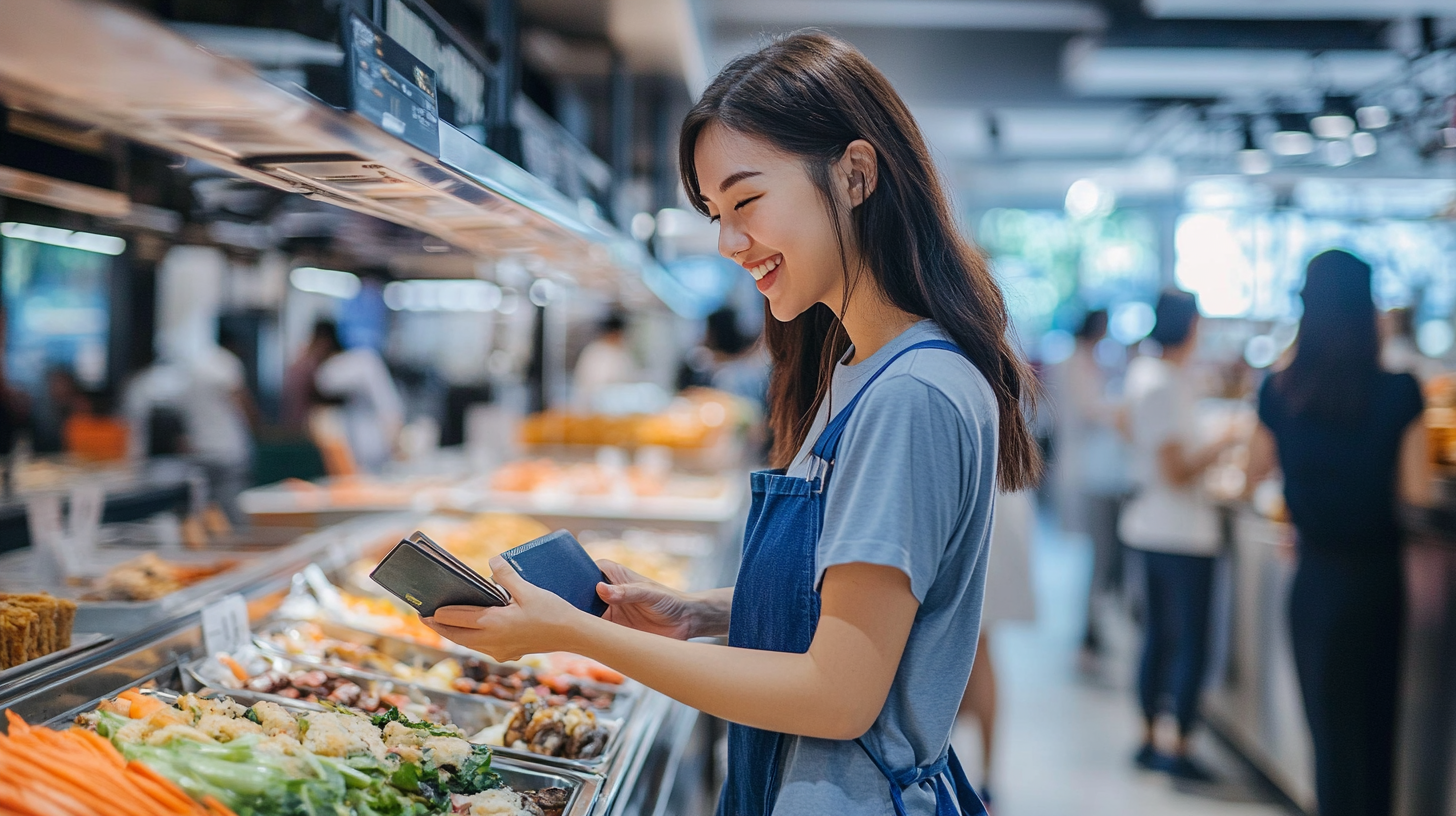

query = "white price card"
[[200, 593, 251, 657]]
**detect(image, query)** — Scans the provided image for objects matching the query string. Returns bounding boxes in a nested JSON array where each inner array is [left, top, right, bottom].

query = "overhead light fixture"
[[1271, 114, 1314, 156], [290, 266, 361, 299], [0, 222, 126, 255], [1443, 128, 1456, 149], [1324, 139, 1353, 167], [1065, 178, 1114, 219], [1311, 96, 1356, 139], [1351, 131, 1378, 157], [1237, 121, 1271, 175], [1356, 105, 1391, 130], [382, 279, 502, 312]]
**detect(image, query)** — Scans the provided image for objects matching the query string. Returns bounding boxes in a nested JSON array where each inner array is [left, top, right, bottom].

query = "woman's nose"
[[717, 219, 749, 260]]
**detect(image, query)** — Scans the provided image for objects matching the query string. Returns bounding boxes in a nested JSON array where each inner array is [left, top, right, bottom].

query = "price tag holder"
[[200, 593, 251, 657]]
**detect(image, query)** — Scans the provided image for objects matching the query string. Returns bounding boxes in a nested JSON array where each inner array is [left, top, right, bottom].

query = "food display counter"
[[0, 499, 745, 816], [1202, 492, 1456, 816]]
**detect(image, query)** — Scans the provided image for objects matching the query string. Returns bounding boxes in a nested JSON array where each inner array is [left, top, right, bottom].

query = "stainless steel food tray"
[[255, 617, 640, 720], [229, 635, 627, 772]]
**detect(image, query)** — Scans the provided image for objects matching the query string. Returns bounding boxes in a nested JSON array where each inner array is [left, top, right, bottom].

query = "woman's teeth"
[[750, 256, 781, 281]]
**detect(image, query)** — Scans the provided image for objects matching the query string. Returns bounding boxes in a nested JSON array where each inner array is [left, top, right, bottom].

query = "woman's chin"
[[766, 296, 807, 323]]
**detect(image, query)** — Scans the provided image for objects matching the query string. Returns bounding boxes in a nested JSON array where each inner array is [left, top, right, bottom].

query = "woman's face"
[[694, 124, 854, 322]]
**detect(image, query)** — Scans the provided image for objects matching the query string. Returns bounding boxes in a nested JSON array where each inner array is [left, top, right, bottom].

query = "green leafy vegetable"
[[368, 707, 457, 738]]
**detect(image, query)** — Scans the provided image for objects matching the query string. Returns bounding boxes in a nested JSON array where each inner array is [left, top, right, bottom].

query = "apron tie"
[[854, 739, 988, 816]]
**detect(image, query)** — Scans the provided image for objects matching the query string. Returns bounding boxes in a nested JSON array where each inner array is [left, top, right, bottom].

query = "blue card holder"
[[501, 530, 609, 617]]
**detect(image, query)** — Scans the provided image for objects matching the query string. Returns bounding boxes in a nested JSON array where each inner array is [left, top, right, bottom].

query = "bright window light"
[[290, 266, 361, 299], [383, 279, 503, 312], [1174, 213, 1255, 318], [1, 222, 126, 256]]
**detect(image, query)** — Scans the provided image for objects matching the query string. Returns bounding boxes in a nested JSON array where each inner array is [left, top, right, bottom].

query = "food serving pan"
[[46, 686, 602, 816], [255, 617, 640, 719], [193, 647, 626, 772]]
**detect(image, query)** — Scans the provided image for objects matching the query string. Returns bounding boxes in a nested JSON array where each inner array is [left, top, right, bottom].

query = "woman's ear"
[[837, 139, 878, 207]]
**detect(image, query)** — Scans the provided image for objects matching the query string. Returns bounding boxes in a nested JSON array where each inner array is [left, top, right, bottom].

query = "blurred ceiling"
[[704, 0, 1456, 203]]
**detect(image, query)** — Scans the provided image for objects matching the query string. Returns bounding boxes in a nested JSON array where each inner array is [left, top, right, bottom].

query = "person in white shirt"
[[1119, 291, 1235, 781], [314, 333, 404, 474], [572, 310, 638, 411]]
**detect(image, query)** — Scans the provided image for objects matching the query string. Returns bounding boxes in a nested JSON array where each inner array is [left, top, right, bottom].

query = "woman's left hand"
[[423, 557, 588, 661]]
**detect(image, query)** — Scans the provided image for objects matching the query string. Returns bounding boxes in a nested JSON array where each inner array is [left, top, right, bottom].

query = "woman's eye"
[[734, 195, 761, 211], [707, 214, 721, 224]]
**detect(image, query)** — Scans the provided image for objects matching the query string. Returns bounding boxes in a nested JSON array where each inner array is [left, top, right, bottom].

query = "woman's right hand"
[[596, 560, 700, 640]]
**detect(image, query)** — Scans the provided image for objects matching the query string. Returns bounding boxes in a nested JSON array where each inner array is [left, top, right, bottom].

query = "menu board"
[[345, 13, 440, 156]]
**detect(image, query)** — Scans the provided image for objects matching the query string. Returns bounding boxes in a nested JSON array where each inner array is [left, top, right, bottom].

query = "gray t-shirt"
[[773, 320, 999, 815]]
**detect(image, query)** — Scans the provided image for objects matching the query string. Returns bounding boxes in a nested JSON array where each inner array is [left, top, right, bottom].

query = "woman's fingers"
[[433, 605, 493, 628], [596, 559, 646, 585], [598, 581, 665, 606]]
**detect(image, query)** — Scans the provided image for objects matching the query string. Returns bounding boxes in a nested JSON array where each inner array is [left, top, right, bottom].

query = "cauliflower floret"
[[251, 702, 300, 739], [465, 789, 535, 816], [177, 693, 247, 723], [197, 712, 263, 742], [256, 734, 306, 757], [423, 735, 473, 770], [382, 720, 426, 750], [118, 706, 191, 744], [300, 712, 386, 759], [144, 723, 217, 746]]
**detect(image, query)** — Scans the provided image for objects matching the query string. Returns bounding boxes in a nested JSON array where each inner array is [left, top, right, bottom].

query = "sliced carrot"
[[217, 654, 249, 683], [128, 761, 201, 812], [126, 695, 167, 720], [201, 795, 238, 816]]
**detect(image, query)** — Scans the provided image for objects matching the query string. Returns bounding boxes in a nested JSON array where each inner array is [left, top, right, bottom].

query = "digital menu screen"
[[2, 235, 112, 393]]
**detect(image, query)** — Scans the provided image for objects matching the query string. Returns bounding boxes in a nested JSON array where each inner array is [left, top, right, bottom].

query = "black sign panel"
[[345, 13, 440, 156]]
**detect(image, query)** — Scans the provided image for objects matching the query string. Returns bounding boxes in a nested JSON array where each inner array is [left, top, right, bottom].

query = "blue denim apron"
[[718, 339, 988, 816]]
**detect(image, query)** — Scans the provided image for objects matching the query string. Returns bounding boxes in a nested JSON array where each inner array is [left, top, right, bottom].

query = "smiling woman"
[[425, 31, 1039, 816]]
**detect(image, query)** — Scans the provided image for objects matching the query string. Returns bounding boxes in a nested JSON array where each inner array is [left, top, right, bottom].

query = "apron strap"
[[809, 339, 965, 472], [854, 739, 988, 816]]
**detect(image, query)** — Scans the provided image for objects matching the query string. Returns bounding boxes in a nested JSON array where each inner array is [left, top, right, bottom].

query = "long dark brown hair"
[[679, 32, 1041, 490], [1275, 249, 1381, 424]]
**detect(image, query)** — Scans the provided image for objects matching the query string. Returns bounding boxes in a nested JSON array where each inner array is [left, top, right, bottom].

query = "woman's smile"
[[745, 253, 783, 293]]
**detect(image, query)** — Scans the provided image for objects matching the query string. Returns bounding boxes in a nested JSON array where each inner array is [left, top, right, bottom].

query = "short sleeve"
[[814, 374, 978, 603], [1133, 380, 1178, 448]]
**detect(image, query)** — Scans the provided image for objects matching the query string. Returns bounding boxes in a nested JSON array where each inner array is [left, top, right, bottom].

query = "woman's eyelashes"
[[705, 194, 761, 224]]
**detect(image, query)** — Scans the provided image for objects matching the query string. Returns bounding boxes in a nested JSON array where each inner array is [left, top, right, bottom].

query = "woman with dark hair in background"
[[419, 31, 1041, 816], [1120, 291, 1236, 780], [1248, 250, 1433, 816]]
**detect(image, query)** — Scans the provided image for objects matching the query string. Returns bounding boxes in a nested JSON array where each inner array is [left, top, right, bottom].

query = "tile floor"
[[949, 511, 1298, 816]]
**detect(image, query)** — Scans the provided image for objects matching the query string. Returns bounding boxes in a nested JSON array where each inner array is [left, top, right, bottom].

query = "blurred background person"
[[573, 308, 637, 411], [313, 324, 404, 475], [29, 367, 87, 455], [1380, 307, 1443, 382], [678, 306, 770, 410], [1248, 250, 1433, 816], [957, 488, 1036, 805], [282, 320, 341, 433], [1051, 308, 1129, 656], [1120, 290, 1235, 781], [124, 336, 253, 524]]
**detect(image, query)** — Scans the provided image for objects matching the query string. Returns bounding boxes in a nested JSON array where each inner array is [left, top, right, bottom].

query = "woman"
[[1248, 250, 1432, 816], [1119, 291, 1234, 780], [422, 32, 1040, 816]]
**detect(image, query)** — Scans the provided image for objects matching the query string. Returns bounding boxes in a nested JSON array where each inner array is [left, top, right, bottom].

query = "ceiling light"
[[630, 212, 656, 242], [1065, 178, 1114, 219], [1324, 139, 1353, 167], [383, 279, 502, 312], [1443, 128, 1456, 149], [1351, 131, 1378, 157], [1237, 121, 1270, 174], [0, 222, 126, 255], [290, 266, 360, 299], [1311, 114, 1355, 140], [1356, 105, 1391, 130], [1271, 114, 1315, 156]]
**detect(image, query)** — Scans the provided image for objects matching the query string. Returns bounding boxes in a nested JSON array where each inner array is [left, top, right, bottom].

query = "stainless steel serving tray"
[[45, 684, 603, 816], [255, 617, 640, 720], [208, 641, 626, 772]]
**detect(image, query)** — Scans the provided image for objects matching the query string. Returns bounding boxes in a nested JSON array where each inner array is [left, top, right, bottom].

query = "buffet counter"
[[0, 497, 746, 816], [1204, 491, 1456, 816]]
